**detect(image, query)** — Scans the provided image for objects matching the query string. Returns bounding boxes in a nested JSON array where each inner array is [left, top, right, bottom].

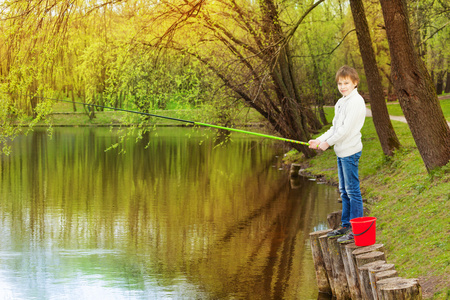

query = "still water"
[[0, 127, 340, 300]]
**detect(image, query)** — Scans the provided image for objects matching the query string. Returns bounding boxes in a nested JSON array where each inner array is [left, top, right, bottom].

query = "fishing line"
[[6, 94, 310, 146]]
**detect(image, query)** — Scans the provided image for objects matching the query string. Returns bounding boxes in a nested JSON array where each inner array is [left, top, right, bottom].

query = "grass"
[[286, 105, 450, 299], [384, 97, 450, 122]]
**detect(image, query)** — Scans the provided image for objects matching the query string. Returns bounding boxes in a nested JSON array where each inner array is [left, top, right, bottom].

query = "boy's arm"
[[321, 97, 365, 146], [317, 126, 334, 144]]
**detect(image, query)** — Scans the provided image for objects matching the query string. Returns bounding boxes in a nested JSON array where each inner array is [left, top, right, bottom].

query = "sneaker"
[[337, 232, 354, 243], [327, 226, 351, 238]]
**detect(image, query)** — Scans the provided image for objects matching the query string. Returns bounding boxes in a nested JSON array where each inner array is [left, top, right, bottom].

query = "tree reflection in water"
[[0, 127, 340, 299]]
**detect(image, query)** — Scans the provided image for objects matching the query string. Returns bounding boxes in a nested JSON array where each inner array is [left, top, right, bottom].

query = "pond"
[[0, 127, 340, 299]]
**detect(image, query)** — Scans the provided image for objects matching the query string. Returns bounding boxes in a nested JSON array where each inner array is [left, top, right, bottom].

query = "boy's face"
[[337, 76, 358, 97]]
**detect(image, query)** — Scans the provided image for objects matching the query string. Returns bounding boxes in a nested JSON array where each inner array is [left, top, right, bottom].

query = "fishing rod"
[[46, 97, 310, 146]]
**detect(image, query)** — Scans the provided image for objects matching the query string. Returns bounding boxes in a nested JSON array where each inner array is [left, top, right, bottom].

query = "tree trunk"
[[71, 89, 77, 112], [445, 70, 450, 94], [379, 0, 450, 171], [305, 34, 328, 126], [260, 0, 318, 157], [350, 0, 401, 156], [436, 71, 444, 95]]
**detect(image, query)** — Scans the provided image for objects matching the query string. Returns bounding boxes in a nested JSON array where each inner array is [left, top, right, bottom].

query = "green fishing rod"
[[50, 98, 310, 146]]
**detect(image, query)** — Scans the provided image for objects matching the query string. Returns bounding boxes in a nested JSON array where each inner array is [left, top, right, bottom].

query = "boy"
[[308, 65, 366, 243]]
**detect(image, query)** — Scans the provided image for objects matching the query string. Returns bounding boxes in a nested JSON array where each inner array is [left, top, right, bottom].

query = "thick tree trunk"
[[379, 0, 450, 171], [260, 0, 318, 157], [350, 0, 401, 156]]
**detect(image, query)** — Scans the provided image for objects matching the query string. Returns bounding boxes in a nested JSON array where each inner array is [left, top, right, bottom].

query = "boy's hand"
[[318, 142, 330, 151], [308, 140, 320, 149], [308, 140, 330, 151]]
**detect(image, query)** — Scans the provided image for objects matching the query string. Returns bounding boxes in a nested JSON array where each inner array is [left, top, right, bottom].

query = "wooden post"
[[327, 236, 351, 299], [377, 277, 403, 298], [351, 244, 385, 275], [355, 251, 386, 299], [290, 163, 301, 177], [355, 251, 386, 269], [327, 208, 371, 230], [375, 271, 399, 299], [319, 235, 336, 295], [327, 211, 342, 229], [309, 229, 333, 295], [375, 269, 398, 282], [340, 242, 363, 299], [369, 264, 396, 299], [379, 278, 421, 300], [358, 260, 386, 300], [352, 244, 385, 258], [290, 176, 302, 189]]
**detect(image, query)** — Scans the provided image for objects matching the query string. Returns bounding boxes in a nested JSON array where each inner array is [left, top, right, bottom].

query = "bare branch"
[[285, 0, 326, 43], [292, 29, 356, 58], [419, 20, 450, 45], [154, 0, 205, 47]]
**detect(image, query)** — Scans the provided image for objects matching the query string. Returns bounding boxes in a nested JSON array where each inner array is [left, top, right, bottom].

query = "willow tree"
[[0, 0, 74, 153], [379, 0, 450, 171], [143, 0, 324, 157], [0, 0, 73, 108]]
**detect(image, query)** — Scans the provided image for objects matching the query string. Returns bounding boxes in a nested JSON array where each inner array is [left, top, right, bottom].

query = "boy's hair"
[[336, 65, 360, 84]]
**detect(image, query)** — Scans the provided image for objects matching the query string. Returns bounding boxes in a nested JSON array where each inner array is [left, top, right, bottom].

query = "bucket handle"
[[353, 220, 375, 236]]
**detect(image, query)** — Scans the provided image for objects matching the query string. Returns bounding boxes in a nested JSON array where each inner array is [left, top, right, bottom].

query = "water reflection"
[[0, 127, 340, 299]]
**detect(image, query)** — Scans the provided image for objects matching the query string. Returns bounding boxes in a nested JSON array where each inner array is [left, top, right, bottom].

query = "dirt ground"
[[419, 274, 450, 299]]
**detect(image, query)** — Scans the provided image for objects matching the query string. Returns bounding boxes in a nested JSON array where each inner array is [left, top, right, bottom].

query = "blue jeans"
[[337, 151, 363, 228]]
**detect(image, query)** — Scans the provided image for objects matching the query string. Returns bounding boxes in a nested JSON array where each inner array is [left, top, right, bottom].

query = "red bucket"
[[350, 217, 377, 246]]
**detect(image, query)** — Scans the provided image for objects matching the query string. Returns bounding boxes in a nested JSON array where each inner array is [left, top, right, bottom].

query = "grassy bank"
[[285, 105, 450, 299]]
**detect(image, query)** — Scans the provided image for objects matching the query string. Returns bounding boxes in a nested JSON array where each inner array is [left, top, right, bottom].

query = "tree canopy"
[[0, 0, 449, 167]]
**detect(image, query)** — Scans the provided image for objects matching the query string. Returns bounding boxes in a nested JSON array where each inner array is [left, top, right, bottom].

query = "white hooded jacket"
[[317, 88, 366, 158]]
